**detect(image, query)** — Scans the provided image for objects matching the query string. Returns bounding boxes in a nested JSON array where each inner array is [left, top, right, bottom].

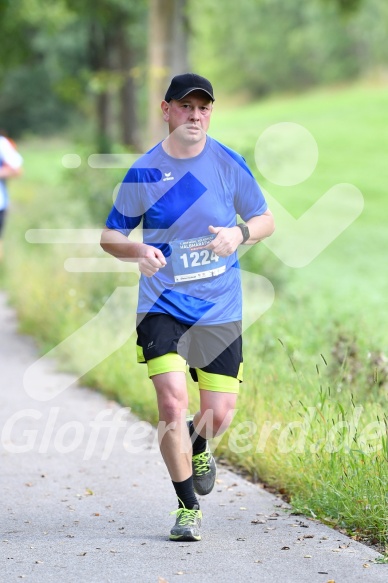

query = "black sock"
[[188, 419, 207, 456], [172, 476, 199, 509]]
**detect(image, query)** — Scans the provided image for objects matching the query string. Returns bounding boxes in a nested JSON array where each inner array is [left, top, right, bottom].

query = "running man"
[[0, 132, 23, 261], [100, 73, 275, 541]]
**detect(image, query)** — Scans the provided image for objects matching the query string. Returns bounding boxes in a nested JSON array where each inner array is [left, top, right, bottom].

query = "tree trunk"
[[89, 20, 112, 153], [96, 91, 110, 153], [117, 25, 139, 149], [147, 0, 190, 145], [171, 0, 190, 74]]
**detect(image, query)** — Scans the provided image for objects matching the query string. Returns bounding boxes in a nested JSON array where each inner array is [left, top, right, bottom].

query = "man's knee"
[[158, 397, 187, 424], [211, 407, 235, 434], [152, 372, 188, 422]]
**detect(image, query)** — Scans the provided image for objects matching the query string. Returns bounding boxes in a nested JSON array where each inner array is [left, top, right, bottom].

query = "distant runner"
[[0, 132, 23, 261]]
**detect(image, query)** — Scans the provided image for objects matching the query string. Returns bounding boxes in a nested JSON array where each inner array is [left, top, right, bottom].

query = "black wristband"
[[236, 223, 250, 244]]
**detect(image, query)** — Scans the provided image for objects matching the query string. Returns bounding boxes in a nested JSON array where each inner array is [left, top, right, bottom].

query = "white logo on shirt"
[[163, 172, 174, 182]]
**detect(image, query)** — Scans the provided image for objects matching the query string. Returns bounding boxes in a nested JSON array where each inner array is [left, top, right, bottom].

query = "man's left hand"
[[205, 225, 243, 257]]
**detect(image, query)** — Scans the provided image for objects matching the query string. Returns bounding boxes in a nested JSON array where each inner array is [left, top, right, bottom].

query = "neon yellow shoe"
[[169, 505, 202, 542]]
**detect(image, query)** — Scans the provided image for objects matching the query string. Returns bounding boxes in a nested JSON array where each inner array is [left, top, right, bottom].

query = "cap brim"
[[171, 87, 215, 101]]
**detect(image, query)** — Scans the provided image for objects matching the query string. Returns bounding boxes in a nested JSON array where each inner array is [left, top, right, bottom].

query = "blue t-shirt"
[[106, 136, 267, 325]]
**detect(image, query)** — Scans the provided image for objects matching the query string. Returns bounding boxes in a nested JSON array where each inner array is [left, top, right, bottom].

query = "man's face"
[[162, 90, 213, 145]]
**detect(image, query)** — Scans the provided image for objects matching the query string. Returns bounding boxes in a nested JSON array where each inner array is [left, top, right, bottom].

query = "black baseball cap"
[[164, 73, 215, 102]]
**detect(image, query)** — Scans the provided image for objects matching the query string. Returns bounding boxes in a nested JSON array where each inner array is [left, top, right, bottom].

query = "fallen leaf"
[[281, 546, 290, 551], [363, 564, 370, 568], [77, 552, 87, 556]]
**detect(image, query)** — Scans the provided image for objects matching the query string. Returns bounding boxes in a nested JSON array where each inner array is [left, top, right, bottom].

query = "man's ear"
[[161, 100, 170, 121]]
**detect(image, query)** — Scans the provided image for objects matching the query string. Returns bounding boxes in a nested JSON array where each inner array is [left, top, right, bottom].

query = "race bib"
[[170, 235, 227, 283]]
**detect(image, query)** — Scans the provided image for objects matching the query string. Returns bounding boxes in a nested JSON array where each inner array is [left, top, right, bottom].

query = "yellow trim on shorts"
[[139, 350, 244, 390], [136, 344, 145, 363], [147, 353, 187, 378], [196, 363, 243, 394]]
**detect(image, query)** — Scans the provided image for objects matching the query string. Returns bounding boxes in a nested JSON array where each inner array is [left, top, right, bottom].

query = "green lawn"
[[2, 80, 388, 549]]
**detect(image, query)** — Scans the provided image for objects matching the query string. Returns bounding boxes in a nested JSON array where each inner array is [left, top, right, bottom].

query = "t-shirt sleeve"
[[233, 156, 267, 221], [105, 168, 144, 236], [0, 137, 23, 169]]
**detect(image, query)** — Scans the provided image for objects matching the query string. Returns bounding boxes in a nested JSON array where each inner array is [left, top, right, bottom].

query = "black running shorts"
[[136, 312, 243, 383]]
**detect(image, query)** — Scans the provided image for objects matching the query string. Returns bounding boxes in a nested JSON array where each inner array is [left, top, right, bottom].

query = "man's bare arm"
[[100, 227, 166, 276], [206, 210, 275, 257], [0, 165, 23, 179], [242, 210, 275, 244]]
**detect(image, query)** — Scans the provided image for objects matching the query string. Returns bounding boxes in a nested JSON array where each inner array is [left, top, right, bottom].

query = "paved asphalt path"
[[0, 291, 387, 583]]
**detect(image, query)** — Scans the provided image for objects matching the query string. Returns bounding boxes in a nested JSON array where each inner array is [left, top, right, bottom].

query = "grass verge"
[[2, 82, 388, 549]]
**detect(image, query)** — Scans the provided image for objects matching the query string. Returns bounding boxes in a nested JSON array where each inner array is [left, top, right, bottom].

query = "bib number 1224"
[[179, 249, 219, 269]]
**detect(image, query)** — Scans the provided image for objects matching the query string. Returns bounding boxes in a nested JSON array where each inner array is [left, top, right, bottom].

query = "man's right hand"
[[138, 245, 167, 277], [100, 229, 166, 276]]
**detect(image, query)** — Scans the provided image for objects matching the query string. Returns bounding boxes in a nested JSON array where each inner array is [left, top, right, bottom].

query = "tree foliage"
[[0, 0, 387, 142], [0, 0, 147, 146], [323, 0, 363, 13], [189, 0, 388, 97]]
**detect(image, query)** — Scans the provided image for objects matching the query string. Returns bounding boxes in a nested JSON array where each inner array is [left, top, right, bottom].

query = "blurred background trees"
[[0, 0, 387, 149]]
